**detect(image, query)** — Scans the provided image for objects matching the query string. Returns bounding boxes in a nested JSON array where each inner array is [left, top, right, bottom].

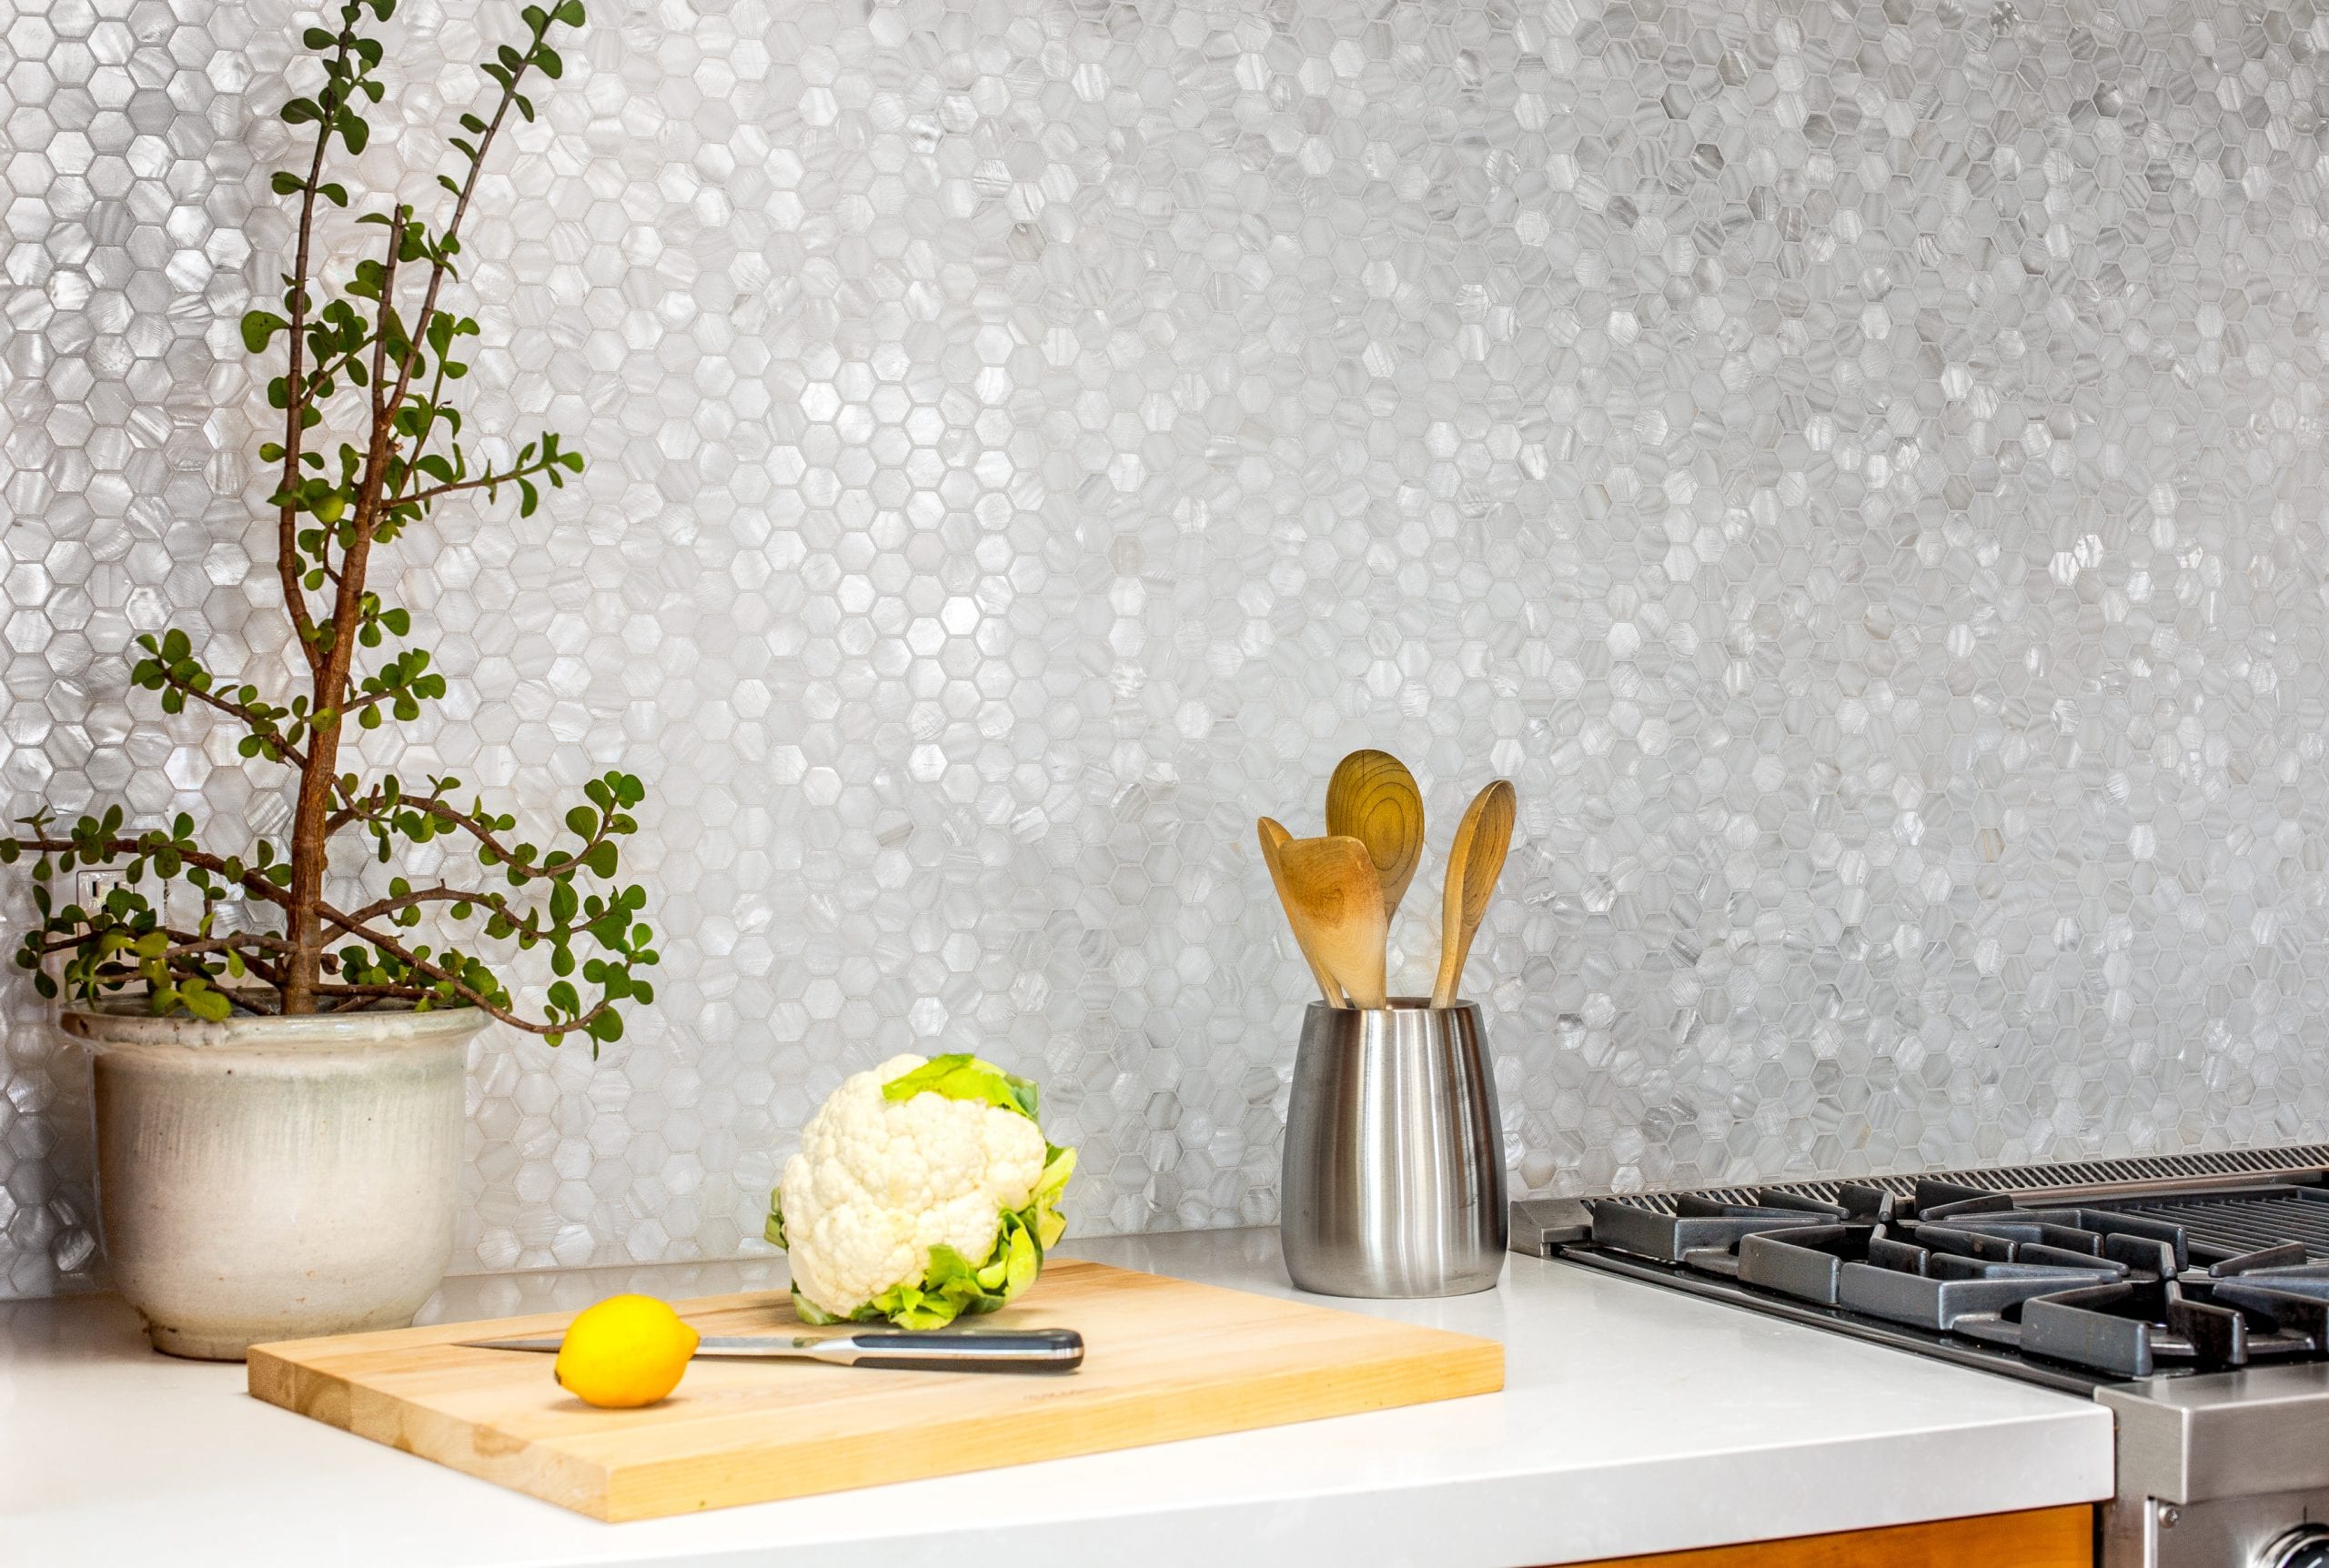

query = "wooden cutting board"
[[246, 1259, 1504, 1521]]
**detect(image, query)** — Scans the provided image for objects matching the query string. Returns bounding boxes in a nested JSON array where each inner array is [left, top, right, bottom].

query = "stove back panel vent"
[[1595, 1147, 2329, 1215], [1514, 1145, 2329, 1257]]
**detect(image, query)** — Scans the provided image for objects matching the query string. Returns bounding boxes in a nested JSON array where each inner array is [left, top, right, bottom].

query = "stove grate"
[[2103, 1190, 2329, 1262], [1554, 1147, 2329, 1382]]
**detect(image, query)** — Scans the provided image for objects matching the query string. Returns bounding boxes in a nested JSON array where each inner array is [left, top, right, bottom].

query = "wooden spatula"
[[1258, 817, 1346, 1007], [1326, 749, 1426, 928], [1273, 834, 1389, 1009], [1431, 780, 1516, 1009]]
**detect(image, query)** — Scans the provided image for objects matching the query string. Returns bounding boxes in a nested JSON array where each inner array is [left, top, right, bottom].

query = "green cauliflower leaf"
[[1030, 1141, 1076, 1250], [881, 1052, 1040, 1121]]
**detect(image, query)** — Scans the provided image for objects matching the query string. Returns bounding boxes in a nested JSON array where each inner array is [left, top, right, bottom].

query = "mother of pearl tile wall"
[[5, 0, 2329, 1297]]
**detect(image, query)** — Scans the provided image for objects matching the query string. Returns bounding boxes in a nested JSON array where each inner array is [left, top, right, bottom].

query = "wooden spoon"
[[1326, 749, 1426, 927], [1272, 834, 1389, 1010], [1431, 780, 1517, 1009], [1257, 817, 1346, 1007]]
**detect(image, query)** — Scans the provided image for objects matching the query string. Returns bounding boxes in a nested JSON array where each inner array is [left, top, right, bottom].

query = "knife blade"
[[459, 1325, 1084, 1372]]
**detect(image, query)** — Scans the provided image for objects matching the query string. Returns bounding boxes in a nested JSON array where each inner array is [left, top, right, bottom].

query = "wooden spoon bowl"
[[1326, 749, 1426, 928], [1432, 780, 1516, 1009], [1258, 817, 1346, 1007], [1272, 834, 1389, 1010]]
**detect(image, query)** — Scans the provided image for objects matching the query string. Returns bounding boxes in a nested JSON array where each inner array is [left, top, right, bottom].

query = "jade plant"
[[5, 0, 657, 1049]]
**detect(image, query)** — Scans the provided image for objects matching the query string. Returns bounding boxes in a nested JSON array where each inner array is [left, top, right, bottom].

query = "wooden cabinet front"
[[1570, 1503, 2092, 1567]]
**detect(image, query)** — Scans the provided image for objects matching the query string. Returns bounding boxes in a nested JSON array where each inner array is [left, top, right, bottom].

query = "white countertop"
[[0, 1229, 2112, 1567]]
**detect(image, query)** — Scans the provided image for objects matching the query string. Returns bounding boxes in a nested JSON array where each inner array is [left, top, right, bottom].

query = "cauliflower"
[[767, 1052, 1077, 1329]]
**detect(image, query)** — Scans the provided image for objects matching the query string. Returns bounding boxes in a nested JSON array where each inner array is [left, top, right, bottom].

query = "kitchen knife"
[[460, 1325, 1084, 1373]]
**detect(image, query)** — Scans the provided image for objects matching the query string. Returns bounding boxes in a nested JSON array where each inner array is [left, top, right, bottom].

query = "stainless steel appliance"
[[1511, 1147, 2329, 1567]]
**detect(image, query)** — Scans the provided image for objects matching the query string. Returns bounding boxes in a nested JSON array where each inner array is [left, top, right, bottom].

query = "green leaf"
[[860, 1281, 956, 1331], [881, 1053, 1040, 1121], [998, 1220, 1039, 1293], [791, 1291, 844, 1327], [181, 987, 233, 1022], [763, 1191, 786, 1249], [1030, 1143, 1077, 1249]]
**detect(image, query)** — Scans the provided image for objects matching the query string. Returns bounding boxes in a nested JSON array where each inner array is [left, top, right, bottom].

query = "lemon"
[[552, 1294, 701, 1409]]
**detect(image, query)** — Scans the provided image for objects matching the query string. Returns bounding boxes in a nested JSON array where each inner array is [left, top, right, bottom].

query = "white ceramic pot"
[[62, 1002, 487, 1361]]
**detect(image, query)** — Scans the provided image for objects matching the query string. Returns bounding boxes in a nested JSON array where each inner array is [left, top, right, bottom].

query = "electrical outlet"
[[72, 872, 183, 928], [73, 871, 126, 923]]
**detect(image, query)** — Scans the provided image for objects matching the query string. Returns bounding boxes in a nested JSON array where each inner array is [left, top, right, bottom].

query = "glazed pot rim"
[[60, 999, 490, 1051]]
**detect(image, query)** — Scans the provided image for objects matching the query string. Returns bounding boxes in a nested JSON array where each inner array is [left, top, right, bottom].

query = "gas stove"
[[1511, 1146, 2329, 1568]]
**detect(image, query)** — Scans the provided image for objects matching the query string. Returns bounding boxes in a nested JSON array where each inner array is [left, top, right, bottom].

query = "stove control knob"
[[2258, 1525, 2329, 1568]]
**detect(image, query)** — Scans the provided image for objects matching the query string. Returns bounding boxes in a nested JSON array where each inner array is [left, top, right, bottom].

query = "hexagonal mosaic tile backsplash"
[[6, 0, 2329, 1298]]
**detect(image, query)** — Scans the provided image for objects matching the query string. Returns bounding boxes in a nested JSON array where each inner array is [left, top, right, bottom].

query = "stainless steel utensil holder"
[[1280, 998, 1508, 1298]]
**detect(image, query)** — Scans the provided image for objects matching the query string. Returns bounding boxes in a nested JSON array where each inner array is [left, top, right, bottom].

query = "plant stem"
[[282, 758, 336, 1012], [276, 39, 347, 680], [328, 788, 611, 880], [285, 55, 530, 1011], [272, 31, 358, 1011]]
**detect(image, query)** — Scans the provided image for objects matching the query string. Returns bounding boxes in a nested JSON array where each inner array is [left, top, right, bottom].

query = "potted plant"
[[5, 0, 658, 1360]]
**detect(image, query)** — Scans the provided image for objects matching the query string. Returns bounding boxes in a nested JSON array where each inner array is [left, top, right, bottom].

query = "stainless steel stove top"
[[1511, 1146, 2329, 1568]]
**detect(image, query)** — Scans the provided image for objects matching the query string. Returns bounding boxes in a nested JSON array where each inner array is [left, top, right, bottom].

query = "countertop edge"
[[447, 1404, 2120, 1568]]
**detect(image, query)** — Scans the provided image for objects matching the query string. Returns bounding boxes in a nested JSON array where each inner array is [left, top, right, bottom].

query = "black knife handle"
[[843, 1327, 1084, 1372]]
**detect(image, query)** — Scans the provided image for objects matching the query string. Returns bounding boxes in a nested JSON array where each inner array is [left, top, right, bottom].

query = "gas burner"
[[1574, 1176, 2329, 1379], [1510, 1145, 2329, 1568]]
